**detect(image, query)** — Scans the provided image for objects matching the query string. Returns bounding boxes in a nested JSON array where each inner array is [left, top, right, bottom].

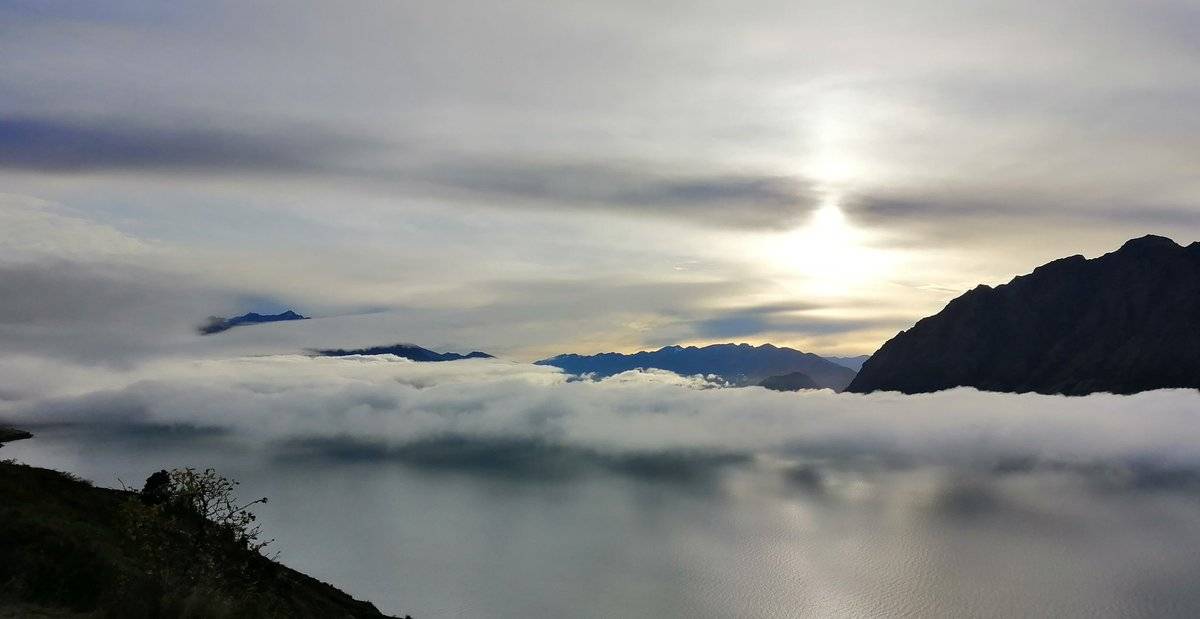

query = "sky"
[[3, 0, 1200, 364]]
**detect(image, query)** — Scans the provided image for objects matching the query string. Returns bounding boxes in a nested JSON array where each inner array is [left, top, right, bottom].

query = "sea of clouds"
[[8, 353, 1200, 617], [5, 353, 1200, 481]]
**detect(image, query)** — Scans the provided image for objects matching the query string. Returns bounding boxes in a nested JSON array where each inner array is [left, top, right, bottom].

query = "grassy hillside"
[[0, 440, 405, 618]]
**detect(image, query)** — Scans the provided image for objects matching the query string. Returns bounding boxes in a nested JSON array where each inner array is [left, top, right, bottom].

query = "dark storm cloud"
[[0, 116, 381, 174]]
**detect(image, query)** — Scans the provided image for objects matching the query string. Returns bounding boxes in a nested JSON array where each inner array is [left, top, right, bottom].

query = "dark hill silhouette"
[[536, 343, 857, 390], [0, 456, 404, 618], [318, 343, 493, 362], [848, 235, 1200, 395], [758, 371, 820, 392], [200, 310, 308, 335], [0, 427, 32, 447]]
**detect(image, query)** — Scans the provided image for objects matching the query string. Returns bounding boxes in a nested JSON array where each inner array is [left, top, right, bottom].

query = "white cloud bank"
[[4, 354, 1200, 472]]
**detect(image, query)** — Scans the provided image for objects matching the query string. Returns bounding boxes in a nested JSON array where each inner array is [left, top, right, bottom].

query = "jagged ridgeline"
[[199, 310, 309, 335], [317, 343, 493, 362], [536, 343, 857, 391], [849, 235, 1200, 395]]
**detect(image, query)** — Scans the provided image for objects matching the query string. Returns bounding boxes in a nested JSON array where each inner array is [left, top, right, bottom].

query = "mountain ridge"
[[199, 310, 309, 335], [848, 235, 1200, 395], [317, 343, 493, 362], [536, 342, 857, 391]]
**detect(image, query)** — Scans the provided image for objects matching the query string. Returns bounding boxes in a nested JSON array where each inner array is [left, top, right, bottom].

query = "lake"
[[8, 415, 1200, 618]]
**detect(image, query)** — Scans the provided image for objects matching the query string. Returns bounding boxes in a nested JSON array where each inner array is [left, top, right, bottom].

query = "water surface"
[[7, 426, 1200, 618]]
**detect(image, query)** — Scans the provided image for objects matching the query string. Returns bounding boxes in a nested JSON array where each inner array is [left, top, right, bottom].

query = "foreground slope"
[[537, 343, 857, 390], [0, 458, 402, 618], [848, 235, 1200, 395]]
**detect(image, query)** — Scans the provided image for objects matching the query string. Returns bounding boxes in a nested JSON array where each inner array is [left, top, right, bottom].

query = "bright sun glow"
[[750, 94, 905, 298], [755, 191, 899, 298]]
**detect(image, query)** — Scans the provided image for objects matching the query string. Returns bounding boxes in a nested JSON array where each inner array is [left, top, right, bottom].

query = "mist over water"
[[5, 356, 1200, 617]]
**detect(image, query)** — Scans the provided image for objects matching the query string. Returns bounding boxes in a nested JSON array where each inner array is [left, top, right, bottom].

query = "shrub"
[[117, 468, 277, 615], [158, 468, 270, 553]]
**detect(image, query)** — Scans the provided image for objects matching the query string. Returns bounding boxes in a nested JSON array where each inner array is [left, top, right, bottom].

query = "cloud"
[[0, 114, 819, 229], [691, 302, 891, 340], [6, 354, 1200, 478], [7, 352, 1200, 617], [3, 0, 1200, 363], [0, 116, 382, 175], [413, 161, 819, 230], [0, 197, 257, 363], [0, 194, 147, 260], [0, 193, 799, 364], [0, 259, 241, 363]]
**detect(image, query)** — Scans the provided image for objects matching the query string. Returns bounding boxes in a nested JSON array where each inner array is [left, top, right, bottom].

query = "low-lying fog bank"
[[5, 354, 1200, 469]]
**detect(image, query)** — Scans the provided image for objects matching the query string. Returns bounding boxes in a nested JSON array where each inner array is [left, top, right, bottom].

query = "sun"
[[757, 192, 897, 298]]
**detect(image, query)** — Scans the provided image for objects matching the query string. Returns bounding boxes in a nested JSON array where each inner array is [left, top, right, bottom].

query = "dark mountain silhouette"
[[758, 372, 820, 392], [825, 355, 870, 371], [848, 235, 1200, 395], [318, 343, 493, 362], [200, 310, 308, 335], [536, 343, 857, 390]]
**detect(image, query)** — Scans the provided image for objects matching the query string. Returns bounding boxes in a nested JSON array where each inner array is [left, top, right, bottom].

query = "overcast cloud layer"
[[2, 1, 1200, 358]]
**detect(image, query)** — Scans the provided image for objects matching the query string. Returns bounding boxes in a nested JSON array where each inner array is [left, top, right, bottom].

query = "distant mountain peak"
[[536, 342, 856, 390], [848, 235, 1200, 395], [1119, 234, 1179, 252], [317, 343, 493, 362], [199, 310, 309, 335]]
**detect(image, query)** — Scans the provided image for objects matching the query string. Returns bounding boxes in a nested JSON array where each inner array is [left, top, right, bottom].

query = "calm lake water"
[[8, 426, 1200, 618]]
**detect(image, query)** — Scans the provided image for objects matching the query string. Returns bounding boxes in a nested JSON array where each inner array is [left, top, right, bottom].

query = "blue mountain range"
[[317, 343, 494, 362], [536, 343, 857, 391]]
